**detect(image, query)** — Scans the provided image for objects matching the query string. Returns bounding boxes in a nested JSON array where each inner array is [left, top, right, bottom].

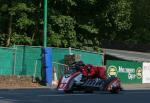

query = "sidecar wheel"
[[84, 90, 93, 93], [84, 88, 94, 93], [110, 88, 120, 94], [64, 90, 73, 93]]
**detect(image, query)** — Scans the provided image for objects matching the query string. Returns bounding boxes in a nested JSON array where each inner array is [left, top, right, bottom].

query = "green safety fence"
[[0, 46, 42, 77], [52, 47, 103, 66], [0, 46, 103, 80], [52, 48, 104, 80], [106, 60, 143, 84], [15, 46, 42, 77], [0, 47, 14, 75]]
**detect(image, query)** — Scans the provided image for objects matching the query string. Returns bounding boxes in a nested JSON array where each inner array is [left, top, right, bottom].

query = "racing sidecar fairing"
[[57, 72, 121, 93], [57, 64, 121, 94]]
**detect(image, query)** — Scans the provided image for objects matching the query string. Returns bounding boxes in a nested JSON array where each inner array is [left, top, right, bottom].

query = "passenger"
[[96, 66, 106, 79], [80, 64, 106, 80]]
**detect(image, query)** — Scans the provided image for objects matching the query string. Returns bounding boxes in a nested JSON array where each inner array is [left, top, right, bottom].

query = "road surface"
[[0, 88, 149, 103]]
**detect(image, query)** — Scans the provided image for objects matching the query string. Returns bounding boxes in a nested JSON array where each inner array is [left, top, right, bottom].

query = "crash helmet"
[[87, 66, 91, 72]]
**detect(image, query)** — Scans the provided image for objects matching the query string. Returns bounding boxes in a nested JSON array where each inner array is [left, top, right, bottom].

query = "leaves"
[[16, 14, 34, 30], [48, 15, 77, 47], [9, 3, 35, 15], [0, 0, 150, 51], [79, 24, 98, 34], [10, 33, 32, 45]]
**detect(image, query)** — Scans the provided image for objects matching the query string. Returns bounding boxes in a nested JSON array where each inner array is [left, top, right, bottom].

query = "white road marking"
[[128, 91, 150, 94], [39, 94, 96, 97], [0, 93, 25, 95], [4, 99, 39, 102]]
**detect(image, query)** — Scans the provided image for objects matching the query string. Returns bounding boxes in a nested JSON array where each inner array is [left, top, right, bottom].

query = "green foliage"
[[10, 33, 32, 45], [16, 13, 34, 30], [0, 4, 8, 12], [0, 0, 150, 52], [63, 0, 77, 6], [0, 32, 32, 46], [9, 3, 35, 15], [100, 0, 132, 30], [87, 0, 97, 5], [48, 33, 62, 47], [0, 34, 7, 46], [131, 0, 150, 44], [48, 15, 77, 47], [54, 0, 77, 6], [79, 25, 98, 34]]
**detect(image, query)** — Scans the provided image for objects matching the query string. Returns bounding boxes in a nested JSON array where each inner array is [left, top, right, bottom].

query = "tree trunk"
[[6, 14, 13, 47]]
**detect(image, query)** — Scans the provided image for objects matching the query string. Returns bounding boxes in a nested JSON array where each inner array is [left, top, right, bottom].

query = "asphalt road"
[[0, 88, 149, 103]]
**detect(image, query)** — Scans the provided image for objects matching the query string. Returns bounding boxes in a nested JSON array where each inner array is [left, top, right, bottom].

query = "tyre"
[[105, 77, 121, 94], [64, 90, 73, 93], [84, 90, 93, 93], [110, 88, 120, 94], [84, 88, 94, 93]]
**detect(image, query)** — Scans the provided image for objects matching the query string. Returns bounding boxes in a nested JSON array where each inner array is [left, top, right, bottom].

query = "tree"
[[48, 15, 77, 47], [0, 0, 149, 51], [95, 0, 132, 41], [131, 0, 150, 44], [0, 0, 36, 46]]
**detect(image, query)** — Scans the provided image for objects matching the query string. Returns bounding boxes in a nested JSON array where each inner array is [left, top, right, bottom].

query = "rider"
[[79, 64, 92, 81], [80, 64, 96, 79], [80, 64, 106, 80]]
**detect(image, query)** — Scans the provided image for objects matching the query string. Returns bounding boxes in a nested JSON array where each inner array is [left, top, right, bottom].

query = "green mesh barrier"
[[15, 46, 42, 77], [52, 47, 103, 80], [0, 47, 14, 75], [0, 46, 103, 80], [52, 47, 103, 66]]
